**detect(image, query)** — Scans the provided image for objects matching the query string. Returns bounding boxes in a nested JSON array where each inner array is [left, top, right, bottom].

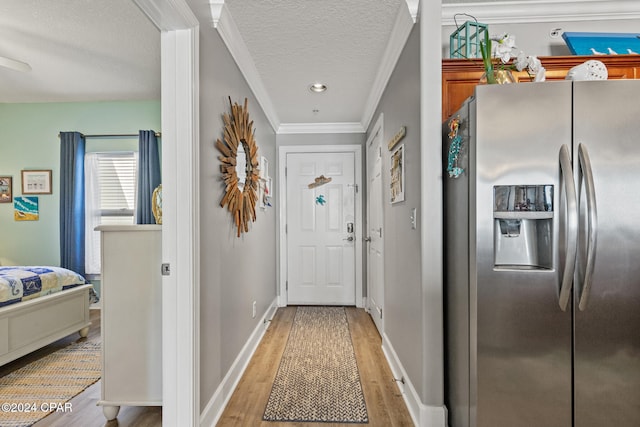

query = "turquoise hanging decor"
[[315, 194, 326, 206], [447, 116, 464, 178], [449, 14, 488, 59]]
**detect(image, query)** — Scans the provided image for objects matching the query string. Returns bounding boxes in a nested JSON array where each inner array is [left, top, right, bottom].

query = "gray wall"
[[366, 24, 424, 399], [196, 20, 278, 408]]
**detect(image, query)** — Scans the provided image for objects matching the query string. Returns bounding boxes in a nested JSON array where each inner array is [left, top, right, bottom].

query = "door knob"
[[364, 237, 372, 242], [343, 236, 354, 242]]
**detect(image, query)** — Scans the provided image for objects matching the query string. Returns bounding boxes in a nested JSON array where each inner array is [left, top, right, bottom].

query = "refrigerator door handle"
[[559, 144, 578, 311], [577, 143, 598, 311]]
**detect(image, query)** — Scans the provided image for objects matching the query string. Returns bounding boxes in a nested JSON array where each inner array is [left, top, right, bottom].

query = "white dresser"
[[96, 225, 162, 420]]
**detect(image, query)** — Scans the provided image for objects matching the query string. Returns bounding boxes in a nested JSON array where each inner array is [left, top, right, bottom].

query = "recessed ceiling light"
[[309, 83, 327, 93]]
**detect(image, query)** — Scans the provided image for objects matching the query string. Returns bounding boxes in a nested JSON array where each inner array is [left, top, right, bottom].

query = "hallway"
[[217, 306, 413, 426]]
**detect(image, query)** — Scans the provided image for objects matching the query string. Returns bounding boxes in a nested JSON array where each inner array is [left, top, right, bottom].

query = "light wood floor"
[[217, 306, 414, 426], [1, 306, 412, 426]]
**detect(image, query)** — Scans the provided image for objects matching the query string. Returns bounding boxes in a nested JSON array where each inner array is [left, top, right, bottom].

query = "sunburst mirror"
[[216, 97, 260, 237]]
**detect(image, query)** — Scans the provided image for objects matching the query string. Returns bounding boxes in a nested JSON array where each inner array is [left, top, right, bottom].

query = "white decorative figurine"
[[565, 60, 608, 81]]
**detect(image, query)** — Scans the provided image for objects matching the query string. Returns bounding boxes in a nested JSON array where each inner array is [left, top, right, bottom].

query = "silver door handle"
[[577, 143, 597, 311], [343, 236, 354, 242], [559, 144, 578, 311], [363, 237, 372, 242]]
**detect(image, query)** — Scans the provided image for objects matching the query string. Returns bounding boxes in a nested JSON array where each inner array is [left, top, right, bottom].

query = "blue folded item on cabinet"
[[562, 32, 640, 55]]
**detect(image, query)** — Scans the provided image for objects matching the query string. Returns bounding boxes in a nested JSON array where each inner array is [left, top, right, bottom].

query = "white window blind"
[[97, 153, 137, 219], [85, 152, 138, 275]]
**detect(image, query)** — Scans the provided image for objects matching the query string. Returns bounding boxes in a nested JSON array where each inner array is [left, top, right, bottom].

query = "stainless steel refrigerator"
[[443, 80, 640, 427]]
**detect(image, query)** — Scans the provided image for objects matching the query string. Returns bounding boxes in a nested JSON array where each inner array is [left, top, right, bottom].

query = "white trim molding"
[[405, 0, 420, 22], [382, 335, 448, 427], [133, 1, 201, 426], [159, 27, 201, 427], [214, 5, 281, 132], [134, 0, 199, 29], [360, 1, 416, 131], [422, 0, 446, 424], [209, 0, 224, 27], [277, 122, 365, 134], [200, 299, 278, 426], [442, 0, 640, 25]]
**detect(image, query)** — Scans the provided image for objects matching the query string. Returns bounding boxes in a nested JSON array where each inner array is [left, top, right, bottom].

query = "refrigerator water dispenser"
[[493, 185, 553, 269]]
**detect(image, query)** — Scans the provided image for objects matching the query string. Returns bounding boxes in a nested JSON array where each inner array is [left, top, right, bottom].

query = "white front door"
[[286, 152, 356, 305], [366, 117, 384, 334]]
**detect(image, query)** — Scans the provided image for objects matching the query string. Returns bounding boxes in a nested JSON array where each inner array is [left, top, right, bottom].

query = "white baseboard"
[[199, 298, 278, 426], [382, 334, 448, 427]]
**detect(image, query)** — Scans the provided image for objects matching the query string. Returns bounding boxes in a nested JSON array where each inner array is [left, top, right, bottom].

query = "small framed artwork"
[[14, 196, 39, 221], [390, 144, 405, 204], [21, 170, 52, 195], [0, 176, 12, 203]]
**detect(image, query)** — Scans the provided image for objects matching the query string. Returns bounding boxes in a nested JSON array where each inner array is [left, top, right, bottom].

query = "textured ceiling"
[[0, 0, 160, 103], [3, 1, 631, 129], [225, 0, 403, 124]]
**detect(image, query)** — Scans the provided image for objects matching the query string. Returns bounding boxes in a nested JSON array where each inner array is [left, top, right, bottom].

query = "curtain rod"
[[58, 132, 161, 138]]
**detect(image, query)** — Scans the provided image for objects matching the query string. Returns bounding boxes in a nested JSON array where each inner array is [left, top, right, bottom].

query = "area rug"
[[0, 340, 101, 427], [263, 306, 368, 423]]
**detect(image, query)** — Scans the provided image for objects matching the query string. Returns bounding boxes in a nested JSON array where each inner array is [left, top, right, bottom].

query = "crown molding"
[[209, 0, 224, 27], [442, 0, 640, 25], [133, 0, 199, 30], [405, 0, 420, 23], [211, 3, 281, 132], [360, 2, 416, 131], [277, 122, 365, 135]]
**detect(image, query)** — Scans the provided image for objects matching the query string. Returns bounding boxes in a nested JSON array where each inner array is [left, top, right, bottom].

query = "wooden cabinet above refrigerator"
[[442, 55, 640, 121]]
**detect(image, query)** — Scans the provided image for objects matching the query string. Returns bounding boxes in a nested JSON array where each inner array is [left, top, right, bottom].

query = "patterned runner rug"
[[263, 306, 368, 423], [0, 340, 101, 427]]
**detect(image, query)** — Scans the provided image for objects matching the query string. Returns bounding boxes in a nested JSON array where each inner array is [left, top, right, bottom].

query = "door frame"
[[132, 1, 200, 425], [365, 113, 385, 333], [278, 145, 363, 308]]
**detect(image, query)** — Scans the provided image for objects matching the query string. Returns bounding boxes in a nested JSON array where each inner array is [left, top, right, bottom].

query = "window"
[[85, 152, 138, 275]]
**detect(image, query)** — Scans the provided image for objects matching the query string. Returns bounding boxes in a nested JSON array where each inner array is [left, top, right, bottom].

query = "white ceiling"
[[224, 0, 403, 125], [2, 1, 639, 131], [0, 0, 160, 103]]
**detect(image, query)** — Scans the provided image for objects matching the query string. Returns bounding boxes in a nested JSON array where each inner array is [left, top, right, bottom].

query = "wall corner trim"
[[382, 334, 448, 427], [133, 0, 199, 29], [405, 0, 420, 23], [209, 0, 224, 27], [199, 298, 278, 427], [214, 6, 281, 132]]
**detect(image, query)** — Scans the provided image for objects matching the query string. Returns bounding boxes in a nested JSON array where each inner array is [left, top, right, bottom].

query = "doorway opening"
[[278, 145, 363, 307]]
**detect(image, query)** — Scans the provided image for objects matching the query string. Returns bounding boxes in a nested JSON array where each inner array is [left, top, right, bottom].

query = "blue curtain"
[[136, 130, 161, 224], [59, 131, 86, 277]]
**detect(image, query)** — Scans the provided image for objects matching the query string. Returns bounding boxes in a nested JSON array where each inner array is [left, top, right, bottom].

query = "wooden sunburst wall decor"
[[216, 97, 260, 237]]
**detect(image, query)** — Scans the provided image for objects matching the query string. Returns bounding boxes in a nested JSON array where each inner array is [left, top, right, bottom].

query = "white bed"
[[0, 267, 93, 366]]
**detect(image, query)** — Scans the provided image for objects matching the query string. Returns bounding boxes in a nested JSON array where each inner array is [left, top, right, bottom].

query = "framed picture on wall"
[[21, 170, 52, 195], [390, 144, 405, 204], [0, 176, 12, 203], [14, 196, 39, 221]]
